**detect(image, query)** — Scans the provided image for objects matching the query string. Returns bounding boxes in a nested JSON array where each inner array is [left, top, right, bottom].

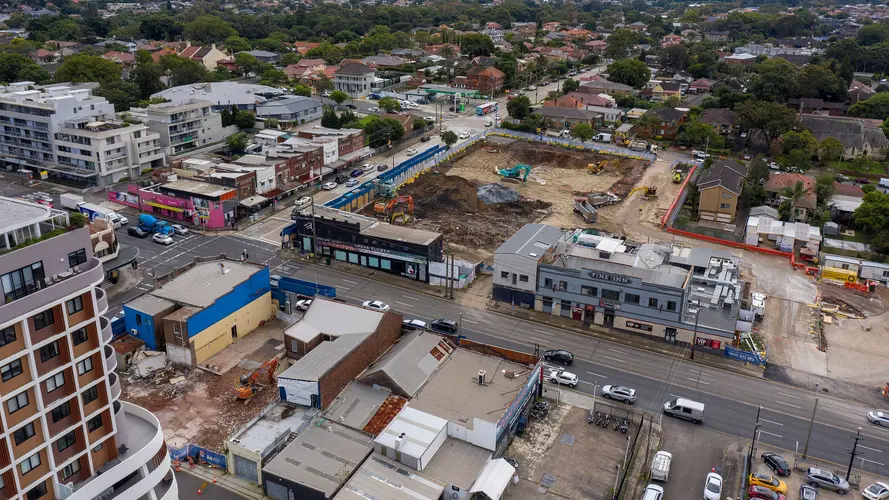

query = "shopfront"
[[320, 239, 429, 281]]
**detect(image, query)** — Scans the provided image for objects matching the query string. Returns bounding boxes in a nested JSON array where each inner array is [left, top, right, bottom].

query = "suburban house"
[[334, 62, 375, 97], [239, 50, 280, 64], [724, 53, 757, 66], [585, 40, 607, 54], [828, 182, 865, 223], [699, 108, 738, 135], [576, 80, 635, 96], [640, 107, 687, 139], [629, 21, 648, 32], [764, 173, 817, 221], [101, 50, 135, 66], [799, 114, 889, 159], [697, 159, 749, 223], [464, 66, 506, 95], [292, 41, 320, 55], [179, 43, 229, 70], [534, 107, 602, 129], [652, 81, 682, 102], [786, 98, 848, 116], [689, 79, 713, 93], [662, 34, 683, 46], [544, 92, 611, 109], [849, 80, 875, 103]]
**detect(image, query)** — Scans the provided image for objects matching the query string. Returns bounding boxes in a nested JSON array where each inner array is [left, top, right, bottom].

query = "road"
[[102, 228, 889, 477]]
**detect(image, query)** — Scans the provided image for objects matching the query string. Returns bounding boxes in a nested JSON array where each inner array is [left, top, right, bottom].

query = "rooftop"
[[552, 255, 690, 289], [408, 349, 531, 429], [262, 420, 373, 497], [152, 82, 283, 106], [284, 298, 384, 343], [256, 96, 322, 116], [150, 260, 264, 308], [421, 437, 491, 489], [375, 406, 448, 460], [228, 402, 315, 455], [124, 294, 175, 316], [323, 382, 392, 432], [334, 454, 446, 500], [279, 333, 370, 382], [0, 197, 54, 233], [359, 330, 454, 398], [496, 223, 563, 259], [159, 179, 235, 198], [361, 222, 441, 247]]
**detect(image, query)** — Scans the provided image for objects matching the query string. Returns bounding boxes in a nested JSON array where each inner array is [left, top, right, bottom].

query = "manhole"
[[541, 474, 557, 488], [560, 433, 575, 446]]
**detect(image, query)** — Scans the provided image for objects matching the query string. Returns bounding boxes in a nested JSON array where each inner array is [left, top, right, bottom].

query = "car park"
[[170, 224, 188, 235], [543, 349, 573, 365], [350, 169, 363, 177], [761, 452, 791, 476], [547, 370, 578, 387], [406, 148, 418, 156], [152, 233, 173, 245], [863, 481, 889, 500], [402, 319, 428, 330], [749, 472, 787, 495], [295, 299, 313, 312], [322, 182, 337, 190], [805, 467, 849, 494], [127, 227, 149, 238], [346, 179, 359, 187], [703, 471, 723, 500], [641, 484, 663, 500], [362, 300, 390, 312], [430, 318, 458, 334], [749, 485, 786, 500], [602, 385, 637, 403]]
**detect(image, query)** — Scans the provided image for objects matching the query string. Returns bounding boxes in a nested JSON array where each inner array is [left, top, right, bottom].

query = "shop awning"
[[469, 459, 516, 500], [239, 195, 267, 208], [144, 201, 184, 212]]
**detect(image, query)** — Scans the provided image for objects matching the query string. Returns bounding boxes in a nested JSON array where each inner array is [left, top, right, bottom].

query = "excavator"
[[627, 186, 658, 199], [495, 164, 532, 182], [234, 357, 279, 402], [374, 195, 414, 220]]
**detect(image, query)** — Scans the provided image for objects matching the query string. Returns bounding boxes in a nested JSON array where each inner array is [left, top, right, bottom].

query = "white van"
[[650, 451, 672, 482], [879, 178, 889, 189], [593, 133, 612, 143], [663, 397, 705, 423]]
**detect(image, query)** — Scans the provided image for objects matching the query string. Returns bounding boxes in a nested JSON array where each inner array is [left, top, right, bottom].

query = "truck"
[[77, 203, 126, 227], [137, 214, 174, 236], [545, 129, 570, 138], [650, 451, 672, 482], [60, 193, 85, 211], [751, 292, 766, 318], [628, 140, 648, 151]]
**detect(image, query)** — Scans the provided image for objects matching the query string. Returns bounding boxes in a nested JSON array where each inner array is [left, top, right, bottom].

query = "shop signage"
[[598, 300, 621, 310], [321, 239, 427, 264], [588, 271, 632, 284]]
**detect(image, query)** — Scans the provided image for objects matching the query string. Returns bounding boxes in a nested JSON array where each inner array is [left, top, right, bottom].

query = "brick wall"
[[317, 311, 402, 409]]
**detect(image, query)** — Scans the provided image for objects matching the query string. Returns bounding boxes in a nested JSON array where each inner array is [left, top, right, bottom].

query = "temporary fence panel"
[[276, 277, 336, 298], [168, 443, 228, 469], [724, 346, 766, 365], [488, 129, 657, 163]]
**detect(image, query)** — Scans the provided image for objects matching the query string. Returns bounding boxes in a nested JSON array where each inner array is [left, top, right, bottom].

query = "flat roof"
[[361, 222, 441, 247], [375, 406, 448, 460], [150, 260, 264, 308], [284, 298, 384, 343], [496, 223, 563, 258], [408, 349, 531, 429], [0, 197, 53, 233], [262, 420, 373, 497], [552, 256, 690, 289], [124, 295, 175, 316], [229, 402, 316, 455], [421, 437, 491, 489], [323, 383, 391, 432], [160, 179, 234, 198], [334, 454, 446, 500]]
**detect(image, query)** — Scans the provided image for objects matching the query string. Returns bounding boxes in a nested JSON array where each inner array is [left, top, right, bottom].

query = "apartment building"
[[0, 197, 176, 500], [0, 82, 166, 186], [139, 99, 228, 158]]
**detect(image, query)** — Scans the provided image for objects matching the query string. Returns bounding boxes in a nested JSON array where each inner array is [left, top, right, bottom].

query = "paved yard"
[[658, 418, 744, 500]]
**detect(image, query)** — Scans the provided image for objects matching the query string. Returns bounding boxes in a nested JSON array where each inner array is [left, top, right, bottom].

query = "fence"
[[614, 413, 646, 500], [487, 130, 657, 164], [725, 346, 766, 366], [169, 443, 227, 469], [661, 161, 698, 228]]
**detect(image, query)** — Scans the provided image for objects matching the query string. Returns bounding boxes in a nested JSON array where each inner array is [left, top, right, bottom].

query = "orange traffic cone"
[[212, 478, 217, 484]]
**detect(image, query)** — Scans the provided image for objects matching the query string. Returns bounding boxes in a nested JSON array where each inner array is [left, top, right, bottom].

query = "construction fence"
[[487, 130, 657, 163], [169, 443, 227, 469]]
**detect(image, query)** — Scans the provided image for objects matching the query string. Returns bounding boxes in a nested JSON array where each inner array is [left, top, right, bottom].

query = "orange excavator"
[[374, 195, 414, 218], [234, 357, 279, 402]]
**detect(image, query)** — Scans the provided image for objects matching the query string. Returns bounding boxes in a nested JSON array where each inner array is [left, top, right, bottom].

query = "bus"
[[476, 102, 498, 116]]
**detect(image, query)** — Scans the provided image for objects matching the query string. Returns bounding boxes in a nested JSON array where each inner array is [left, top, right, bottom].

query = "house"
[[151, 47, 178, 64], [334, 62, 375, 98], [724, 53, 757, 66], [239, 50, 280, 64], [362, 54, 406, 68], [464, 66, 505, 95], [629, 21, 648, 32], [673, 70, 693, 83], [480, 29, 504, 44], [764, 173, 817, 221], [640, 107, 687, 139], [32, 48, 59, 64], [545, 92, 612, 110], [493, 223, 563, 305], [697, 159, 749, 223], [255, 96, 323, 126], [179, 43, 229, 70], [699, 108, 738, 135], [533, 107, 602, 129], [849, 79, 875, 103], [689, 78, 713, 94], [662, 34, 683, 47], [786, 98, 848, 115], [101, 50, 135, 66], [576, 80, 634, 96], [652, 81, 682, 101], [799, 114, 889, 159], [292, 41, 320, 55], [704, 31, 729, 42], [585, 40, 607, 54], [828, 182, 865, 222]]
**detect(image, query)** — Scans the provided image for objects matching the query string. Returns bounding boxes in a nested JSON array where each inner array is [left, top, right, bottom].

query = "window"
[[32, 309, 54, 331], [500, 271, 509, 279], [26, 481, 46, 500], [13, 422, 35, 445], [542, 297, 553, 307], [87, 415, 103, 433], [76, 358, 93, 376], [66, 296, 83, 316], [580, 286, 597, 296], [601, 289, 620, 301], [544, 278, 553, 288], [46, 372, 65, 393], [92, 443, 103, 452], [51, 402, 71, 423], [666, 301, 677, 312], [625, 293, 640, 305], [1, 261, 45, 303], [519, 274, 529, 282], [649, 297, 659, 308], [7, 391, 28, 414], [135, 315, 142, 326], [20, 452, 40, 475], [72, 328, 88, 346], [67, 249, 87, 268], [62, 459, 81, 479], [0, 325, 15, 348], [57, 431, 76, 453], [1, 359, 23, 381], [719, 203, 731, 209], [560, 303, 571, 311], [83, 385, 99, 405], [558, 281, 567, 291], [39, 341, 60, 362]]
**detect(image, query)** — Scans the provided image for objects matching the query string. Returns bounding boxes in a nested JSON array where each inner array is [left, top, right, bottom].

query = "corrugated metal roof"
[[496, 223, 563, 257], [361, 223, 441, 247], [334, 454, 446, 500], [150, 261, 263, 308], [283, 299, 383, 342], [278, 333, 370, 381], [374, 407, 448, 461], [359, 331, 452, 397], [124, 295, 176, 316]]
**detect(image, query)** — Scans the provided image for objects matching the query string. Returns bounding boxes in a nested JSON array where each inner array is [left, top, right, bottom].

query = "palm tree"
[[781, 180, 809, 218]]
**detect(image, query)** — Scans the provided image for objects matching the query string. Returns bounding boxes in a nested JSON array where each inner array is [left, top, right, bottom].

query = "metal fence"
[[169, 443, 227, 469], [487, 129, 657, 163], [614, 413, 646, 500]]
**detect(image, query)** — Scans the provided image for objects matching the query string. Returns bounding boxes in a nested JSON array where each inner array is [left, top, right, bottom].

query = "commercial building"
[[0, 82, 165, 186], [288, 205, 443, 282], [0, 196, 176, 500], [295, 127, 365, 158], [493, 223, 563, 306], [151, 82, 284, 112], [109, 178, 238, 229], [137, 98, 230, 157], [255, 96, 323, 126], [334, 454, 446, 500], [123, 258, 273, 365]]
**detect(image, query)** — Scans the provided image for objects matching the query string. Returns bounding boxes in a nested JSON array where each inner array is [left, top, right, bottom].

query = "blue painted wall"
[[186, 266, 271, 337], [123, 305, 160, 350]]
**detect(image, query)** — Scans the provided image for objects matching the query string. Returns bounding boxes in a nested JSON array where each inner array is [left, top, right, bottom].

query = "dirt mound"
[[478, 183, 521, 204], [508, 141, 615, 170], [402, 171, 482, 214]]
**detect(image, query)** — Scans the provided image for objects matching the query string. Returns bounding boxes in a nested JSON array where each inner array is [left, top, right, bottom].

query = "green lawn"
[[834, 159, 888, 175], [358, 115, 378, 128]]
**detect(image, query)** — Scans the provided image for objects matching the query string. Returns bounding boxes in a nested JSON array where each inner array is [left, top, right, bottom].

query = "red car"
[[855, 177, 871, 184], [749, 485, 786, 500]]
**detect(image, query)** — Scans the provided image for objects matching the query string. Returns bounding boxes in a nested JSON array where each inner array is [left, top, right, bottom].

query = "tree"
[[315, 76, 334, 93], [0, 52, 51, 84], [378, 97, 402, 113], [849, 92, 889, 119], [321, 107, 340, 128], [506, 95, 531, 120], [780, 149, 812, 172], [815, 174, 837, 205], [364, 117, 405, 147], [264, 118, 279, 129], [234, 111, 256, 129], [95, 80, 140, 111], [291, 84, 312, 97], [783, 180, 809, 208], [221, 107, 232, 127], [226, 132, 249, 154], [129, 50, 165, 99], [570, 123, 594, 142], [223, 36, 252, 53], [817, 137, 845, 164], [839, 56, 854, 85], [677, 120, 724, 148], [233, 53, 262, 76], [797, 65, 848, 101], [562, 78, 580, 93], [460, 33, 495, 57], [329, 90, 349, 105], [605, 29, 638, 58], [260, 68, 288, 86], [183, 16, 237, 44], [138, 14, 182, 40], [779, 130, 817, 156], [159, 55, 208, 86], [747, 58, 799, 102], [736, 101, 799, 145], [854, 190, 889, 232], [857, 23, 889, 46], [55, 54, 121, 85], [441, 130, 458, 149], [280, 53, 302, 66], [658, 44, 689, 72], [606, 59, 651, 89]]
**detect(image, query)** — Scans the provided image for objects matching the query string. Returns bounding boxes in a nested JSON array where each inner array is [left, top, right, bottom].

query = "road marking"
[[859, 445, 883, 453], [579, 380, 597, 386], [687, 377, 710, 385], [587, 372, 608, 379], [601, 355, 625, 363], [534, 329, 554, 336], [860, 458, 886, 466], [759, 418, 784, 427], [394, 301, 414, 308], [776, 392, 800, 400], [758, 430, 783, 439], [669, 394, 681, 398], [527, 336, 547, 344], [402, 295, 420, 301], [608, 348, 625, 354], [775, 401, 802, 409], [463, 319, 479, 324], [343, 279, 359, 285]]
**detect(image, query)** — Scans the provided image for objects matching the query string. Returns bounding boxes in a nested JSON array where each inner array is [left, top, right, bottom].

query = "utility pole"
[[689, 310, 701, 360], [847, 426, 863, 481], [310, 196, 318, 264], [802, 398, 819, 459], [749, 406, 763, 467]]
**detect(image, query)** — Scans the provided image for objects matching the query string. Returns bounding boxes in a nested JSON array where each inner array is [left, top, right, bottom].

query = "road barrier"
[[169, 443, 227, 469], [660, 162, 698, 228]]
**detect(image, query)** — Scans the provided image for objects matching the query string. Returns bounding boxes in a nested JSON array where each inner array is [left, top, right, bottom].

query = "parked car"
[[295, 299, 313, 312], [799, 484, 818, 500], [334, 175, 349, 183], [543, 349, 574, 365], [346, 179, 359, 187], [761, 452, 791, 476], [748, 485, 786, 500], [405, 148, 418, 156], [294, 196, 312, 208], [641, 484, 663, 500], [749, 472, 787, 495], [863, 481, 889, 500], [152, 233, 173, 245], [368, 106, 380, 112], [362, 300, 390, 312], [430, 318, 458, 334], [402, 319, 428, 330], [601, 385, 637, 403], [345, 104, 357, 109], [528, 85, 537, 91], [322, 182, 337, 190], [170, 224, 188, 235], [459, 131, 470, 139], [547, 370, 578, 387], [35, 198, 53, 208], [805, 467, 849, 494], [856, 177, 871, 184], [703, 471, 723, 500], [692, 150, 711, 159], [322, 91, 331, 97], [127, 227, 148, 238], [376, 164, 389, 172], [768, 161, 781, 170], [350, 169, 363, 177], [836, 173, 849, 182], [362, 163, 375, 172], [424, 116, 436, 122], [420, 136, 431, 142]]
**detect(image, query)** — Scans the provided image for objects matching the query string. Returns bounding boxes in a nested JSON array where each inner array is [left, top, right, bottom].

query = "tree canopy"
[[606, 59, 651, 89]]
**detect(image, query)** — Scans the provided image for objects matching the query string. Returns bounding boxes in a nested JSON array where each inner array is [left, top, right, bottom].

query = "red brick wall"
[[317, 311, 402, 409]]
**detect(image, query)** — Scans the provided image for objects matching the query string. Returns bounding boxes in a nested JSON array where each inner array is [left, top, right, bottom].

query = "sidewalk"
[[179, 464, 267, 500]]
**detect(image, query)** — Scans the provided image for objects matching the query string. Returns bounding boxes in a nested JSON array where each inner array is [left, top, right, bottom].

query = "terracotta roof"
[[833, 181, 865, 198], [152, 47, 178, 63], [296, 58, 325, 67], [764, 173, 817, 210], [34, 48, 57, 57], [179, 45, 201, 59], [102, 51, 134, 63], [362, 394, 408, 436]]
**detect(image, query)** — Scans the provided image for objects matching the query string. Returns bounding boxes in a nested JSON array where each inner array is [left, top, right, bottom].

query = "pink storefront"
[[108, 180, 236, 229]]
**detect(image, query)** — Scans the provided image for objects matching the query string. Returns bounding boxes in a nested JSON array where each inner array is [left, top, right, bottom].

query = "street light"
[[847, 426, 863, 481]]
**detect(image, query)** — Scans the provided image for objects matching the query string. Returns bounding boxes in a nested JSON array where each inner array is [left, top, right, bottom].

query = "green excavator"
[[495, 164, 532, 182]]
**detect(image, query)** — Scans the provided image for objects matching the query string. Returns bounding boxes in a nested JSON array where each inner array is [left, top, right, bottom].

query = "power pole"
[[749, 406, 762, 468], [689, 311, 701, 359], [802, 398, 819, 459], [310, 196, 318, 264], [847, 427, 863, 481]]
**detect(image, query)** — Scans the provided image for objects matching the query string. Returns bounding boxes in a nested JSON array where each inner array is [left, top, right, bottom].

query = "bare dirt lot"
[[821, 284, 889, 388]]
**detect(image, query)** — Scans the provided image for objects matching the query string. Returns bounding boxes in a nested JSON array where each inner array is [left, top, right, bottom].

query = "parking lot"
[[657, 418, 744, 499], [753, 444, 882, 500]]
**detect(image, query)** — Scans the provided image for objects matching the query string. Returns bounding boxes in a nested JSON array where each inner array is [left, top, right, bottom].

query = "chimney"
[[477, 370, 487, 385], [394, 432, 405, 450]]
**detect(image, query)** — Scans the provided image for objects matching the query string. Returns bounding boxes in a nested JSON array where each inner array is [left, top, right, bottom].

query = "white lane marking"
[[527, 336, 547, 344], [758, 430, 783, 439], [343, 279, 359, 285], [463, 319, 479, 324], [669, 393, 681, 398], [859, 445, 883, 453], [777, 392, 800, 400], [579, 380, 597, 386], [775, 401, 802, 409], [339, 287, 351, 291], [608, 348, 625, 354], [534, 329, 554, 336], [759, 418, 784, 427], [602, 355, 625, 363], [687, 377, 710, 385], [402, 295, 419, 301], [394, 301, 414, 308], [860, 458, 886, 466], [587, 372, 608, 379]]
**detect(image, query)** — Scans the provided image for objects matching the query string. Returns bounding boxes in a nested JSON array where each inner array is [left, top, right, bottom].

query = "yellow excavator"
[[627, 186, 658, 199], [672, 172, 682, 183]]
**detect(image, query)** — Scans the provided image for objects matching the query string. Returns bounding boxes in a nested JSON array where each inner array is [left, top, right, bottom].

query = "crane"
[[234, 357, 279, 402]]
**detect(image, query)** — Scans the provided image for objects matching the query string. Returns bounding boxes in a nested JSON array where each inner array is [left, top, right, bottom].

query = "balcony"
[[100, 316, 112, 344], [104, 344, 117, 373], [95, 288, 108, 315], [0, 256, 104, 325], [109, 372, 121, 401]]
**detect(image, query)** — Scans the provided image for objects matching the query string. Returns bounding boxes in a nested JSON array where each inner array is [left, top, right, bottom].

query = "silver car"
[[868, 410, 889, 426], [601, 385, 637, 403], [805, 467, 849, 494]]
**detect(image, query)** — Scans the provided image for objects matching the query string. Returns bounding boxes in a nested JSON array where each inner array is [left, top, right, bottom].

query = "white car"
[[459, 132, 470, 140], [294, 196, 312, 207], [362, 300, 390, 312], [322, 91, 331, 97], [548, 370, 578, 387], [406, 148, 418, 156], [868, 410, 889, 426], [601, 385, 637, 403], [692, 150, 710, 159], [322, 182, 337, 190], [863, 481, 889, 500], [768, 161, 781, 170], [528, 85, 537, 91], [152, 233, 173, 245], [362, 163, 375, 172], [368, 106, 379, 112], [641, 484, 663, 500], [402, 319, 428, 330], [424, 116, 436, 122], [170, 224, 188, 235], [295, 299, 313, 312], [703, 471, 723, 500]]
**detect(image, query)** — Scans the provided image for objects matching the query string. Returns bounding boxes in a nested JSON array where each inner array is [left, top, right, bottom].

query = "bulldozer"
[[495, 164, 532, 183], [234, 357, 279, 402], [374, 195, 414, 222], [587, 162, 605, 175], [627, 186, 658, 199]]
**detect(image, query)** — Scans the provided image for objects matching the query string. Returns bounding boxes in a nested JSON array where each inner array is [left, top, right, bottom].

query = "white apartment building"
[[333, 63, 375, 98], [0, 82, 166, 187], [136, 99, 229, 158]]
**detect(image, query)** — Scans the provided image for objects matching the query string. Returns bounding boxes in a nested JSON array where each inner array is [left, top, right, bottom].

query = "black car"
[[420, 136, 431, 142], [376, 164, 389, 172], [346, 104, 357, 109], [127, 226, 148, 238], [430, 318, 459, 334], [334, 175, 349, 183], [761, 452, 791, 476], [543, 349, 574, 366]]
